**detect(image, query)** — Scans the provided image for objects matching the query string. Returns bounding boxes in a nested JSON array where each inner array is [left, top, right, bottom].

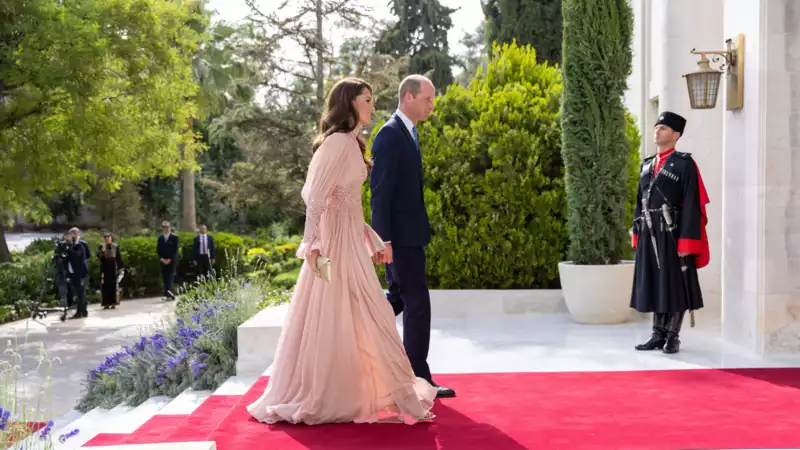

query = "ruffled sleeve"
[[364, 223, 386, 255], [295, 133, 349, 259]]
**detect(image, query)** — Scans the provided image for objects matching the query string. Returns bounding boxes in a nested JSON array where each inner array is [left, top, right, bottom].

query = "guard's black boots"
[[635, 313, 668, 350], [663, 311, 686, 354]]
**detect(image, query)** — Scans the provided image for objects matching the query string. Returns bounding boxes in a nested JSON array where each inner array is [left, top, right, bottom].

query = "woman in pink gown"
[[246, 78, 437, 425]]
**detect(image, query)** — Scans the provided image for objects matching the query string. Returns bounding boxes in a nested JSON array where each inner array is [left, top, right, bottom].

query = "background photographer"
[[52, 232, 72, 308]]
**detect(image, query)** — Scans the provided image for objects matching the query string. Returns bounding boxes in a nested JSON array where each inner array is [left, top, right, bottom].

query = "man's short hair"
[[69, 227, 79, 234], [162, 221, 171, 227], [398, 75, 432, 103]]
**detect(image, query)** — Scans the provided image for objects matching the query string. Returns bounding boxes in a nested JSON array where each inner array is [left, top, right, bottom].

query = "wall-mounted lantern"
[[683, 34, 744, 110]]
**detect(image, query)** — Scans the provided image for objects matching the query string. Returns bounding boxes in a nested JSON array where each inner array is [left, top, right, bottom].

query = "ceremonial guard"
[[631, 111, 710, 354]]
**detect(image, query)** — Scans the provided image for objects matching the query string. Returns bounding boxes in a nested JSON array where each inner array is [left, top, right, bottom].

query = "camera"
[[54, 240, 69, 257]]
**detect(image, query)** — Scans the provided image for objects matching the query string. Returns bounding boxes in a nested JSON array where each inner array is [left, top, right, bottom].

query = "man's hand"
[[164, 258, 171, 265], [380, 242, 393, 264], [678, 252, 690, 257]]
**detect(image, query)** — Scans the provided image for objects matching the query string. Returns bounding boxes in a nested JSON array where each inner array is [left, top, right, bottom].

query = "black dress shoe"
[[429, 381, 456, 398]]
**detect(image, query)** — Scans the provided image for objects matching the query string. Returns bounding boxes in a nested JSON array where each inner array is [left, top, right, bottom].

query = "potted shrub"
[[558, 0, 636, 324]]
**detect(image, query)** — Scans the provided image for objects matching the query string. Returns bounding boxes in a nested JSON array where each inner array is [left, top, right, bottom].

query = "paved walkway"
[[0, 297, 175, 419]]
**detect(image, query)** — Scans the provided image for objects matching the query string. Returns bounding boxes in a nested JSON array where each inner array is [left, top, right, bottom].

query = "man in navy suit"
[[67, 227, 90, 308], [192, 225, 215, 278], [157, 221, 179, 300], [369, 74, 456, 398], [65, 233, 89, 319]]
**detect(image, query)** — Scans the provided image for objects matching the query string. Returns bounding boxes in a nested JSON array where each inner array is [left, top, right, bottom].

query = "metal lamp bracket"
[[688, 34, 745, 110]]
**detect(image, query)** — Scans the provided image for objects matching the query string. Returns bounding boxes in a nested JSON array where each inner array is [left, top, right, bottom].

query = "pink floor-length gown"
[[246, 128, 437, 425]]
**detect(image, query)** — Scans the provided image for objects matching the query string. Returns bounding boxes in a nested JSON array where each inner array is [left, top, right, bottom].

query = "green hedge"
[[1, 231, 301, 323], [363, 41, 641, 288]]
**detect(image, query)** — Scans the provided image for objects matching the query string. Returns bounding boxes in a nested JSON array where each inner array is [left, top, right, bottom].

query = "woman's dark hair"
[[311, 77, 373, 168]]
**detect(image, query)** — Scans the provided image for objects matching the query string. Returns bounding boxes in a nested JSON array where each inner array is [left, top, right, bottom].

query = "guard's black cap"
[[655, 111, 686, 135]]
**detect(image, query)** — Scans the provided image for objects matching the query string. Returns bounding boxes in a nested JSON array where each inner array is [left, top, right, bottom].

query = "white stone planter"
[[558, 261, 635, 324]]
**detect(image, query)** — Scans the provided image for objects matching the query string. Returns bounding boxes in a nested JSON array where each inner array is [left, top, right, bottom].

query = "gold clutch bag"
[[316, 256, 332, 282]]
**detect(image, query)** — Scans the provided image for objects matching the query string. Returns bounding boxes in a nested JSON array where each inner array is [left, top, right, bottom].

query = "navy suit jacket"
[[192, 234, 215, 260], [67, 242, 89, 279], [157, 233, 180, 263], [369, 113, 431, 247]]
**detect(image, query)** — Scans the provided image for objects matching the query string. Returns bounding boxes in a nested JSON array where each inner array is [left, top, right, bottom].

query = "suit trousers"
[[162, 262, 176, 298], [196, 255, 212, 278], [70, 276, 88, 317], [385, 246, 432, 382]]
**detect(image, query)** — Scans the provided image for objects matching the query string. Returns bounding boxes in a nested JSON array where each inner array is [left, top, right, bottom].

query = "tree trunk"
[[315, 0, 325, 107], [181, 162, 197, 232], [181, 115, 197, 232], [0, 228, 13, 263]]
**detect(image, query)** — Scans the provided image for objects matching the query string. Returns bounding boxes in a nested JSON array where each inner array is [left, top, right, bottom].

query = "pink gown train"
[[246, 129, 437, 425]]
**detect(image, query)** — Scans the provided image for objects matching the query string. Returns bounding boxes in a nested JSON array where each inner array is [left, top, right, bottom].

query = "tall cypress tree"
[[560, 0, 633, 265], [483, 0, 562, 65], [376, 0, 456, 89]]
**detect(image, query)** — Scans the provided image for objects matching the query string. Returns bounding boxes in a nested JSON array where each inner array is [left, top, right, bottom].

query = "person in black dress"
[[98, 232, 124, 309], [630, 111, 711, 354]]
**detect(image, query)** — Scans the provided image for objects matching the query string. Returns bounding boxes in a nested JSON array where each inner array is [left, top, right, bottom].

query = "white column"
[[722, 0, 800, 354], [656, 0, 725, 328]]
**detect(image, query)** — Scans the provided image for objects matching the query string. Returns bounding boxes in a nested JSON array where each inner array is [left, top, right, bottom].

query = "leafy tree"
[[331, 33, 410, 113], [86, 183, 145, 235], [180, 7, 258, 232], [483, 0, 563, 65], [560, 0, 634, 265], [0, 0, 204, 261], [244, 0, 368, 107], [207, 77, 316, 234], [453, 23, 489, 87], [376, 0, 457, 90]]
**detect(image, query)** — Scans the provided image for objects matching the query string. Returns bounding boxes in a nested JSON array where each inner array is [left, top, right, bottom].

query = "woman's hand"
[[308, 249, 320, 272], [373, 242, 393, 265]]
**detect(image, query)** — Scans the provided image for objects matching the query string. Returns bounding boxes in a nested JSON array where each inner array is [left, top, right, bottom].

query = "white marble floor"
[[410, 314, 800, 375]]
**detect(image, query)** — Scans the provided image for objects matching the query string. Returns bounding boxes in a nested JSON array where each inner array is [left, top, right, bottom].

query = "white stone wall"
[[719, 0, 800, 354], [720, 0, 766, 351], [756, 0, 800, 353]]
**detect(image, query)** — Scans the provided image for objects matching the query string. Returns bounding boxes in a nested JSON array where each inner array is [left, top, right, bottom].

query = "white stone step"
[[48, 397, 171, 449], [96, 403, 137, 434], [107, 396, 172, 435], [210, 375, 259, 396], [47, 407, 116, 449], [157, 389, 213, 415], [27, 388, 216, 450]]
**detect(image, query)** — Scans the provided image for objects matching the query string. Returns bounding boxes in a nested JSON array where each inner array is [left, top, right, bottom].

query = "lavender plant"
[[76, 273, 291, 413]]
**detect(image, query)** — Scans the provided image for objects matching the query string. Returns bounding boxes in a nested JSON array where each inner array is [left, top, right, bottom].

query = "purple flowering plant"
[[77, 274, 288, 413]]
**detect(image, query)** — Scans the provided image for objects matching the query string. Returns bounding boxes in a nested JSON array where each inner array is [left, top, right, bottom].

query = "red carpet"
[[84, 368, 800, 449]]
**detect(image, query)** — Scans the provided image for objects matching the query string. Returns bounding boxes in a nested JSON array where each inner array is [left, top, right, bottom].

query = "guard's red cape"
[[632, 149, 711, 269]]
